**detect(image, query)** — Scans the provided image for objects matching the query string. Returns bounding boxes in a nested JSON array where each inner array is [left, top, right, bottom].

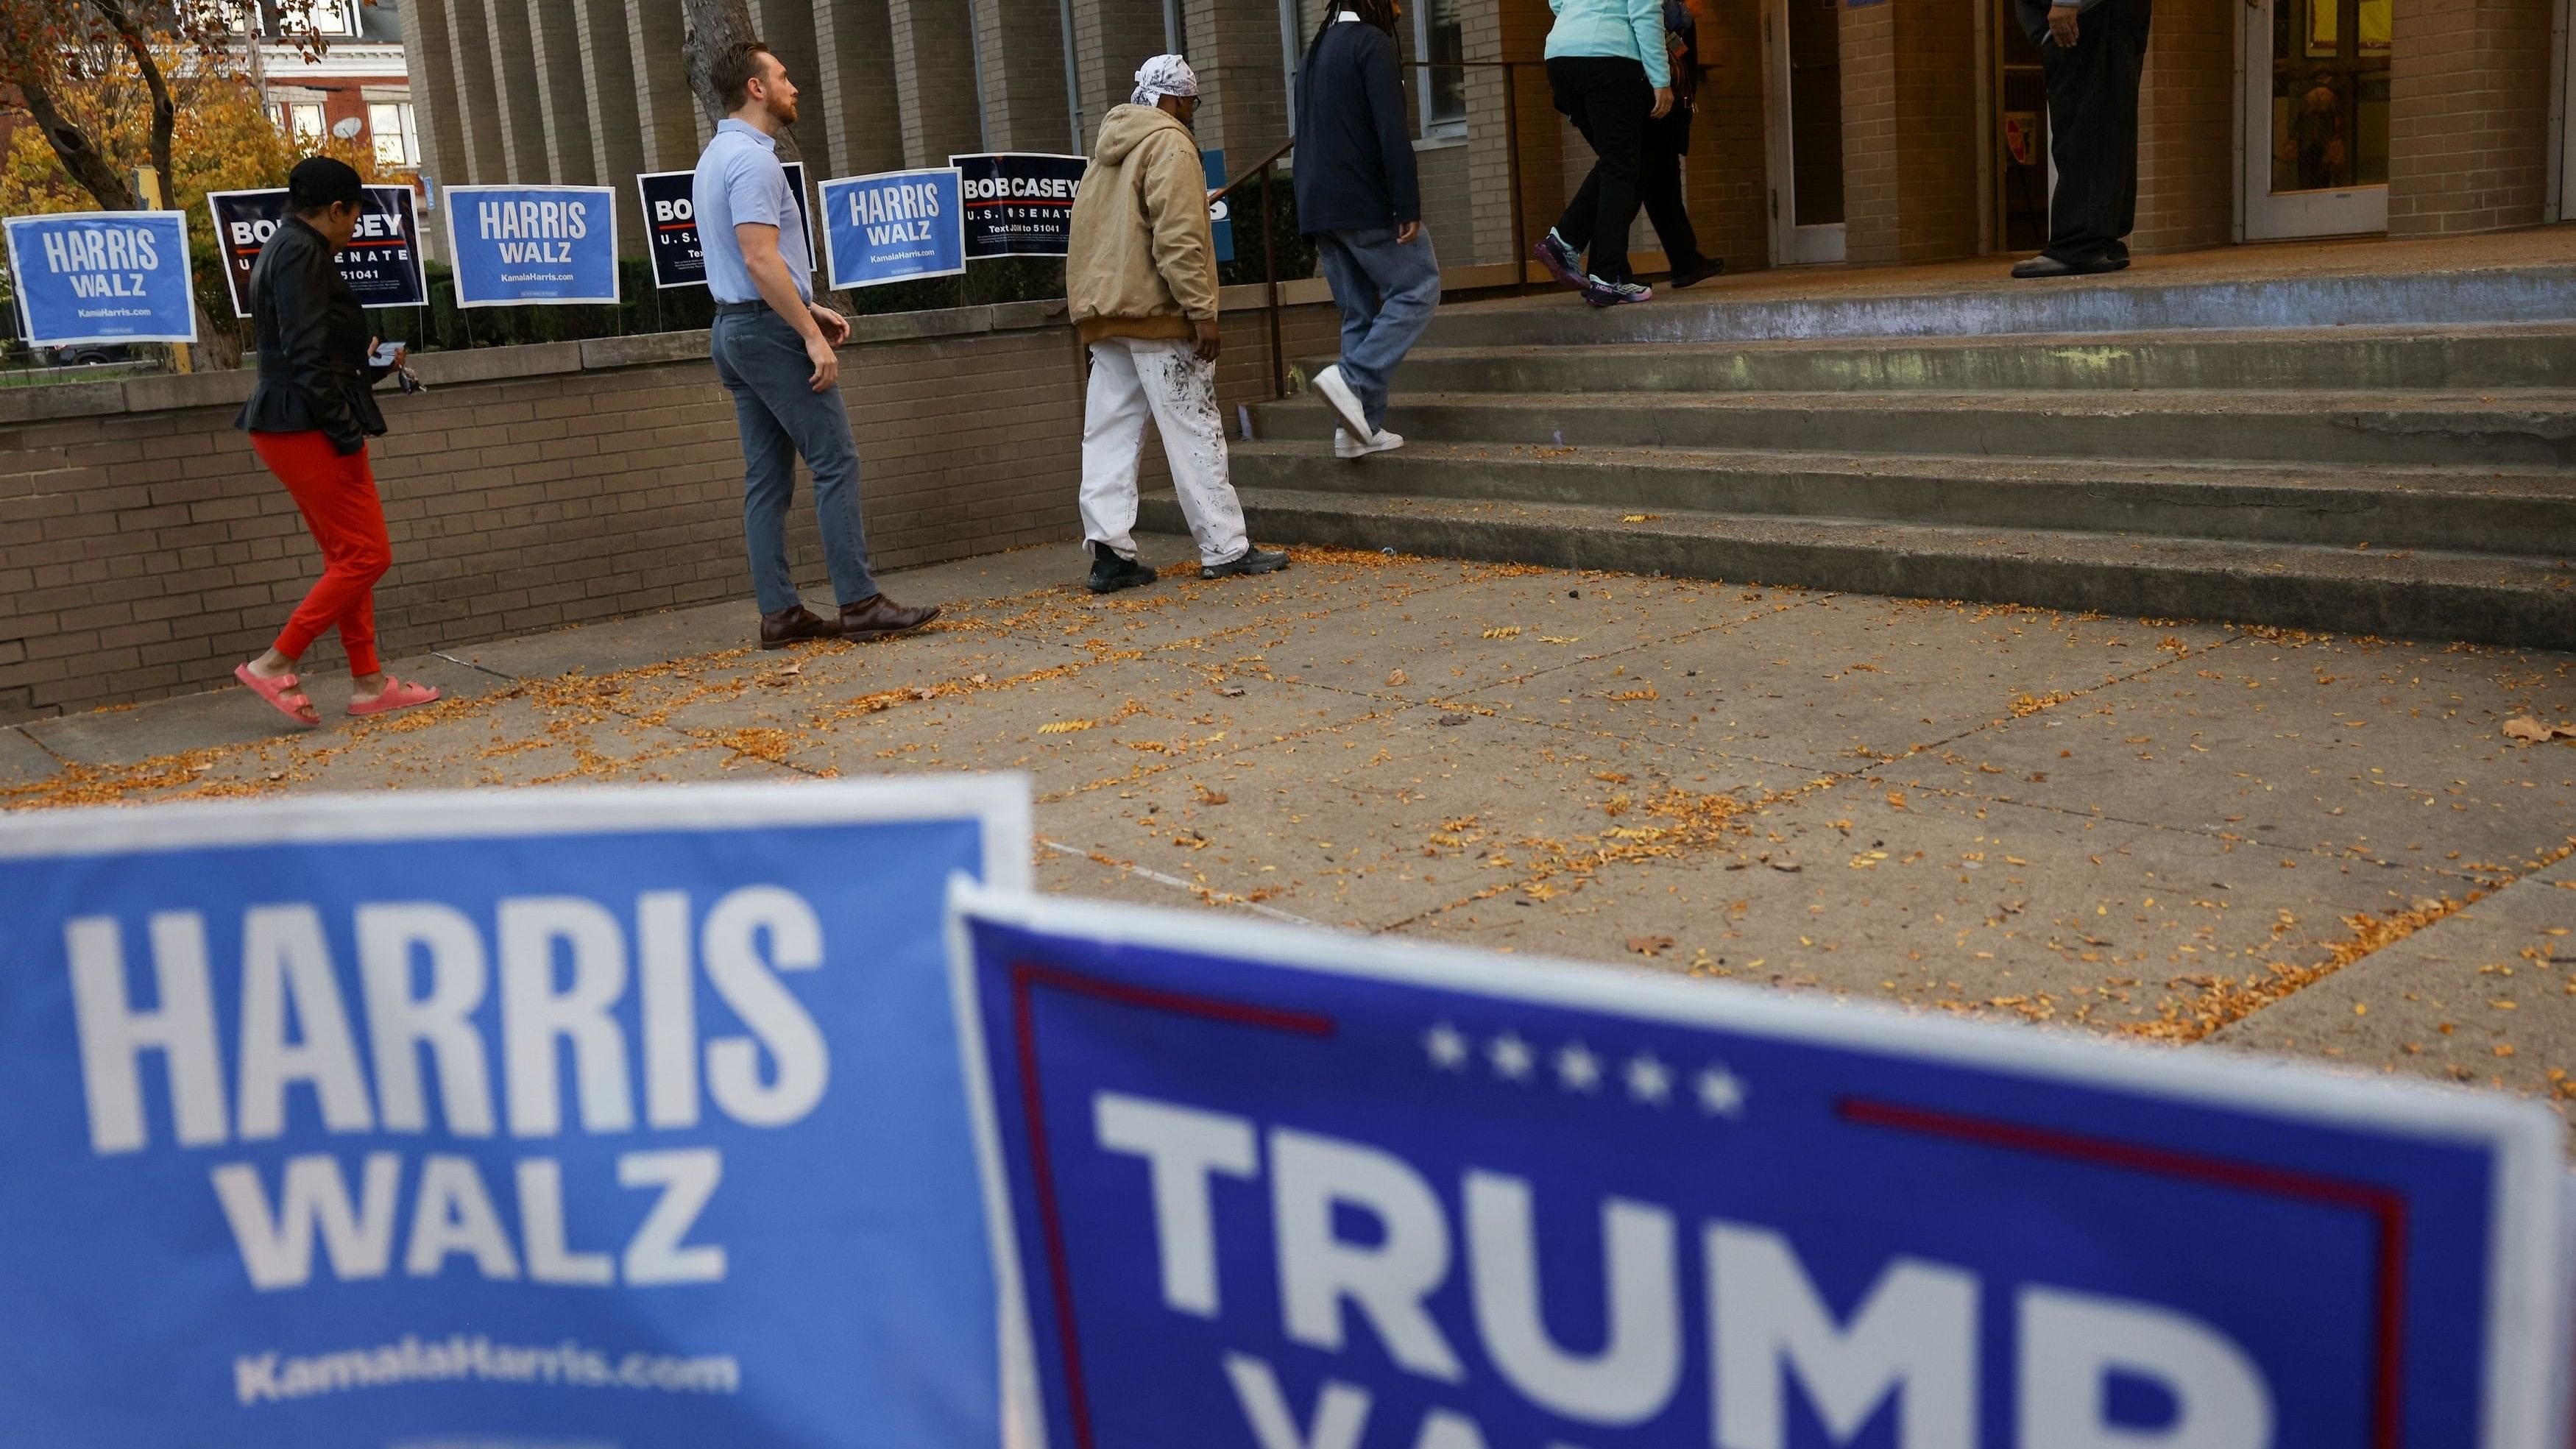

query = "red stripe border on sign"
[[1836, 1097, 2410, 1449], [1008, 961, 1336, 1449]]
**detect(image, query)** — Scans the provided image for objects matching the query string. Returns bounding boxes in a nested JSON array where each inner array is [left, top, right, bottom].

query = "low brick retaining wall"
[[0, 286, 1341, 723]]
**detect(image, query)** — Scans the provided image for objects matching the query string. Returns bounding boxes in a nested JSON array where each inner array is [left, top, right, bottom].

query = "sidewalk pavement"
[[7, 536, 2571, 1129]]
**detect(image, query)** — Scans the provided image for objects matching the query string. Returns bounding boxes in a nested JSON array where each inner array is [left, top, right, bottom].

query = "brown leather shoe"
[[838, 593, 940, 641], [760, 604, 839, 649]]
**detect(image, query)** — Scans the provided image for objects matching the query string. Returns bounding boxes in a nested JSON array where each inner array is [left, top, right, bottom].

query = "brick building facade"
[[399, 0, 2571, 273]]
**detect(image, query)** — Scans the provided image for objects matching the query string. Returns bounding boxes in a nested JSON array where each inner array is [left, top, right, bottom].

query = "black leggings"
[[1547, 54, 1653, 283]]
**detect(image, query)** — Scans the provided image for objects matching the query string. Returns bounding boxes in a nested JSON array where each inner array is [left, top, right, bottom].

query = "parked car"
[[42, 343, 132, 366]]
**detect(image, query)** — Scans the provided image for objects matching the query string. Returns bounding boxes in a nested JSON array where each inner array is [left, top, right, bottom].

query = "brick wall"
[[885, 0, 981, 171], [2133, 0, 2234, 252], [529, 1, 599, 185], [2389, 0, 2556, 235], [1687, 0, 1769, 272], [1839, 0, 1978, 265], [1074, 0, 1169, 146], [573, 0, 652, 233], [0, 297, 1344, 723], [975, 0, 1079, 153]]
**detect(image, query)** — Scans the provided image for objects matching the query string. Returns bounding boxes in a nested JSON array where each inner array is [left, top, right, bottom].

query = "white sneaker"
[[1335, 427, 1404, 459], [1311, 364, 1373, 439]]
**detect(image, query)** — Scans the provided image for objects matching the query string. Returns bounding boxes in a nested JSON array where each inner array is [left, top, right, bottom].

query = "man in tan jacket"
[[1067, 54, 1289, 594]]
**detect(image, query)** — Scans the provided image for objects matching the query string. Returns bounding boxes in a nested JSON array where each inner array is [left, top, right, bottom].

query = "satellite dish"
[[331, 116, 364, 140]]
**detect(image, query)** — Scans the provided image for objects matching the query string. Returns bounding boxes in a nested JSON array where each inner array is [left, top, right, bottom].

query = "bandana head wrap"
[[1130, 54, 1200, 107]]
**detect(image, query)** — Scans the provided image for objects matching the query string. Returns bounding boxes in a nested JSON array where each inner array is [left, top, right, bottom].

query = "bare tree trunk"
[[14, 74, 138, 210], [677, 0, 800, 162], [678, 0, 756, 128]]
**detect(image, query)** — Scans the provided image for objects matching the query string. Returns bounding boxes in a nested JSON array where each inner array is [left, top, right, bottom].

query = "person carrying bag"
[[232, 156, 439, 727]]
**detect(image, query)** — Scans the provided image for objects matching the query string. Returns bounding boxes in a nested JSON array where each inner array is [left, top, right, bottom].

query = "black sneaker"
[[1086, 542, 1157, 595], [1668, 258, 1726, 289], [1201, 546, 1291, 580]]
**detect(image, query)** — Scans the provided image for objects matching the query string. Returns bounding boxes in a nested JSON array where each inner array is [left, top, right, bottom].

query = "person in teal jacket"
[[1532, 0, 1673, 306]]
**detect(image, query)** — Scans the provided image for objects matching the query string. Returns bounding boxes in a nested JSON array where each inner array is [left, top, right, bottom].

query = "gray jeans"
[[711, 308, 877, 614], [1317, 225, 1441, 434]]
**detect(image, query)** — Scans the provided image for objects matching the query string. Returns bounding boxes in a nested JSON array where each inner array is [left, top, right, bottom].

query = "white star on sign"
[[1624, 1052, 1672, 1105], [1695, 1066, 1748, 1118], [1423, 1022, 1470, 1071], [1554, 1042, 1602, 1093], [1489, 1031, 1535, 1082]]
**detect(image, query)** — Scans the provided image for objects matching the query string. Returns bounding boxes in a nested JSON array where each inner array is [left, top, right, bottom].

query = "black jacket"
[[234, 215, 390, 455], [1292, 19, 1420, 235], [1660, 0, 1699, 152]]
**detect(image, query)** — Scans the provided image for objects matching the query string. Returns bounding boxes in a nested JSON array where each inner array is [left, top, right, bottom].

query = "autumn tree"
[[0, 0, 333, 360], [2, 38, 379, 355]]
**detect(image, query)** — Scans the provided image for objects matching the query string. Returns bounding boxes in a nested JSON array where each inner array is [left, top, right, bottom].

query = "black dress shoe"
[[1668, 258, 1726, 289], [2011, 252, 2126, 279], [837, 594, 941, 641], [759, 604, 839, 649]]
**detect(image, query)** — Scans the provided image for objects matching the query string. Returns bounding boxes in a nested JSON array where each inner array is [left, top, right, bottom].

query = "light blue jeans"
[[1316, 225, 1441, 434], [711, 307, 877, 614]]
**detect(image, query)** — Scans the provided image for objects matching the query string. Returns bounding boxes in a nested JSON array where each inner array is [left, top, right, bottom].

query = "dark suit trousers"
[[1639, 113, 1706, 273], [2039, 0, 2151, 263], [1549, 54, 1654, 283]]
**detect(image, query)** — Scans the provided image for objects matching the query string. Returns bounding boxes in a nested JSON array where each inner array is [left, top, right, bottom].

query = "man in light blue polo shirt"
[[694, 39, 937, 648]]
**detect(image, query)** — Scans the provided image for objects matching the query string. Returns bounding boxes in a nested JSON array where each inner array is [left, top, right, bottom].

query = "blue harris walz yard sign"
[[947, 884, 2573, 1449], [819, 167, 965, 291], [442, 183, 621, 307], [2, 210, 196, 345], [0, 780, 1031, 1448]]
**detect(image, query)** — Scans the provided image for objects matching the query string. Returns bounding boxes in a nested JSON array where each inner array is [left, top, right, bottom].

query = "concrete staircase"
[[1150, 268, 2576, 648]]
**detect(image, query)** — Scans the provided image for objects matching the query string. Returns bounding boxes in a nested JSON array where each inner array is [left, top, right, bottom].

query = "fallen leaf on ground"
[[2501, 717, 2576, 743], [1194, 785, 1229, 806], [1627, 935, 1676, 956], [1038, 719, 1096, 735], [1386, 669, 1409, 687]]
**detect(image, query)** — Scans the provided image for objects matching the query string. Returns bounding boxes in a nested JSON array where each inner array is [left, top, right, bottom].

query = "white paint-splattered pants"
[[1079, 336, 1250, 567]]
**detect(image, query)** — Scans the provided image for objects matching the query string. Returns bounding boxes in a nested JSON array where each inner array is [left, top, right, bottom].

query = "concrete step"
[[1423, 265, 2576, 348], [1367, 324, 2576, 396], [1230, 442, 2576, 557], [1253, 389, 2576, 469], [1147, 486, 2576, 650]]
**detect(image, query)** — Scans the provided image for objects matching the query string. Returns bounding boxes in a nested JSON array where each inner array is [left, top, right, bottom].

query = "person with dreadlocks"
[[1065, 54, 1290, 595], [1295, 0, 1437, 461]]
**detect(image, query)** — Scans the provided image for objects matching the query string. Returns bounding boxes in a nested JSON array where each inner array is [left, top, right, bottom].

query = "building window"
[[228, 0, 357, 36], [369, 101, 419, 166], [276, 102, 325, 141], [1416, 0, 1465, 134]]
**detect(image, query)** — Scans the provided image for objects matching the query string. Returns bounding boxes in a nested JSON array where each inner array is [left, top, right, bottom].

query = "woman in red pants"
[[233, 157, 439, 726]]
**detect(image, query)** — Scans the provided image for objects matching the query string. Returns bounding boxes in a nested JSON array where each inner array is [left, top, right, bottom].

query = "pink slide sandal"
[[347, 677, 442, 718], [234, 662, 319, 728]]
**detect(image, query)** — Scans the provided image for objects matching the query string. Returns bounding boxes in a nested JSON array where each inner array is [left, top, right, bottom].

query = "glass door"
[[2243, 0, 2392, 238], [1764, 0, 1845, 264], [1995, 0, 2050, 252]]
